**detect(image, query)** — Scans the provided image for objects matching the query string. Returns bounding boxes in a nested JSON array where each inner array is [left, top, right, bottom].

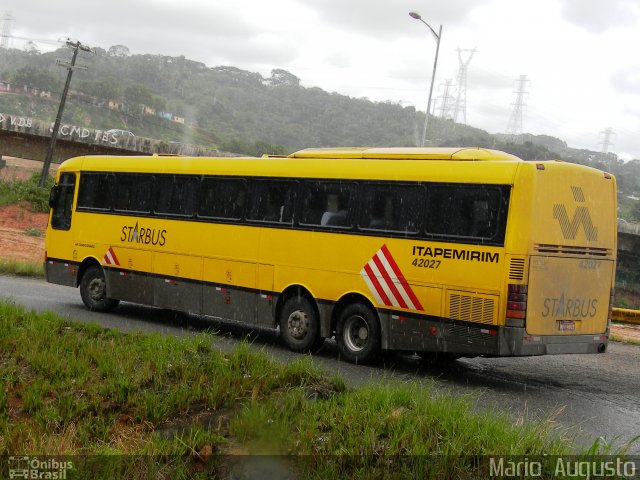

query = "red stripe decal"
[[380, 244, 423, 310], [109, 247, 120, 266], [364, 263, 391, 306]]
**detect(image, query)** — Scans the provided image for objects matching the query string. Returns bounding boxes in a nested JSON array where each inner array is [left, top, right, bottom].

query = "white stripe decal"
[[367, 259, 400, 308], [359, 267, 384, 305], [360, 245, 423, 311]]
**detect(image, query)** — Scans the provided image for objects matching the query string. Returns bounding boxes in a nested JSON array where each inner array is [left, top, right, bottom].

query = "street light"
[[409, 11, 442, 147]]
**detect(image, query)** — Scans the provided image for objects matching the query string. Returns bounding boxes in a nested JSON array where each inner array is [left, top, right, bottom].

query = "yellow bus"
[[45, 147, 617, 364]]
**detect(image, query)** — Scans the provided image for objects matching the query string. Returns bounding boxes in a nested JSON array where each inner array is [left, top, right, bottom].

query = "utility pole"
[[505, 75, 529, 144], [39, 39, 92, 187]]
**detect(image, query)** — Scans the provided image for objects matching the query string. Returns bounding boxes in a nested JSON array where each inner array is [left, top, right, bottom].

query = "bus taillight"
[[506, 284, 528, 327]]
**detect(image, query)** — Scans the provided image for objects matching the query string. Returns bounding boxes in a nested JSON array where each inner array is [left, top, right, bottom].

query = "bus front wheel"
[[336, 303, 380, 364], [80, 266, 120, 312], [279, 296, 324, 353]]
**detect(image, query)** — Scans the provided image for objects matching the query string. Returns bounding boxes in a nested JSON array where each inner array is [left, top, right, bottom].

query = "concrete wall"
[[0, 112, 237, 163]]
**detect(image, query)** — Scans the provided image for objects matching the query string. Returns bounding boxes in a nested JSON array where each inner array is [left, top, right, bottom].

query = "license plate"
[[558, 320, 575, 331]]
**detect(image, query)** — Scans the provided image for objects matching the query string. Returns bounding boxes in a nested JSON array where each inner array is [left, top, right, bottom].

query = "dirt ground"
[[0, 204, 48, 263], [0, 157, 639, 341], [0, 157, 54, 262]]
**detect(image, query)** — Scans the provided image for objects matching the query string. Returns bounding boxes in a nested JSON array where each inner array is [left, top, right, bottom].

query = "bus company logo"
[[120, 222, 167, 246], [8, 456, 73, 479], [553, 186, 598, 242], [360, 244, 424, 311]]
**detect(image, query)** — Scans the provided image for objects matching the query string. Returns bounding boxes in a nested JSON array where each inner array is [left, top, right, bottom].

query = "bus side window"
[[198, 178, 247, 220], [77, 173, 112, 211], [425, 186, 500, 240], [359, 184, 422, 233], [300, 181, 355, 228], [247, 180, 296, 224], [51, 173, 76, 230], [115, 174, 154, 214], [155, 175, 198, 217]]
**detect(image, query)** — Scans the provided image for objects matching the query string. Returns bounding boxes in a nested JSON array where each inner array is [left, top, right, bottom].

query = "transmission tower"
[[1, 11, 14, 49], [451, 47, 476, 124], [505, 75, 530, 143], [597, 127, 616, 154], [436, 79, 455, 120]]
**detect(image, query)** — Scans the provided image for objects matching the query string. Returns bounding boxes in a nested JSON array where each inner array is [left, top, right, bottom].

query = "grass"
[[610, 332, 640, 345], [2, 301, 621, 479], [24, 227, 43, 237], [0, 259, 44, 277]]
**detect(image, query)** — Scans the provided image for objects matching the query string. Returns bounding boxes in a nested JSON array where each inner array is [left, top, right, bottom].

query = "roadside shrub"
[[0, 172, 53, 212]]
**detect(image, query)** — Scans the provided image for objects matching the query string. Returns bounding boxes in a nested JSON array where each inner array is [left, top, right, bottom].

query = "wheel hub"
[[344, 315, 369, 352], [287, 309, 309, 339], [88, 278, 106, 301]]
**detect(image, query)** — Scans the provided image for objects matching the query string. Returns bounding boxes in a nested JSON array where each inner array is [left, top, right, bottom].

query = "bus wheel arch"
[[276, 285, 325, 353], [332, 293, 382, 364], [78, 262, 119, 312], [76, 257, 101, 287]]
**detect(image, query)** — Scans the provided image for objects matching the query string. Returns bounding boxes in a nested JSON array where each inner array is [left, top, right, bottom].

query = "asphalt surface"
[[1, 274, 639, 453]]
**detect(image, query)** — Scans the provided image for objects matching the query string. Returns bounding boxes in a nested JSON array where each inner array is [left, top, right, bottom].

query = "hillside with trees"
[[1, 45, 639, 220]]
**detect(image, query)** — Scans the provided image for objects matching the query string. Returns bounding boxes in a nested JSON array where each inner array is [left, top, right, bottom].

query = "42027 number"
[[411, 258, 441, 269]]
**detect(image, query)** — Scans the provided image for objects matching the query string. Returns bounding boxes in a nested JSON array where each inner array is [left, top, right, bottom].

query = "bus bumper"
[[498, 326, 609, 356], [44, 258, 78, 287], [385, 315, 609, 357]]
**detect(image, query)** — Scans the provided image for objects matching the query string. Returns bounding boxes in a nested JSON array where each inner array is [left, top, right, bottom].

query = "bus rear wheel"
[[336, 303, 380, 364], [279, 296, 324, 353], [80, 266, 119, 312]]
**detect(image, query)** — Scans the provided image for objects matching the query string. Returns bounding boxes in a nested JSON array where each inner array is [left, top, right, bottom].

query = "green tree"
[[9, 66, 56, 91], [124, 83, 155, 108], [78, 77, 122, 100]]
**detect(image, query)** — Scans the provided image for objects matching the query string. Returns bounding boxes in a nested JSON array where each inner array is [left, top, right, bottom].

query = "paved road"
[[1, 274, 639, 453]]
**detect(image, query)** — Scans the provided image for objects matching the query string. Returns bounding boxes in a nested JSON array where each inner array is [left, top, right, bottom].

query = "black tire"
[[79, 266, 119, 312], [279, 296, 324, 353], [335, 303, 381, 364]]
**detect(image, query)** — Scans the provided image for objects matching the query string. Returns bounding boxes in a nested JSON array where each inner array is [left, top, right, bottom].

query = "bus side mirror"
[[49, 185, 60, 208]]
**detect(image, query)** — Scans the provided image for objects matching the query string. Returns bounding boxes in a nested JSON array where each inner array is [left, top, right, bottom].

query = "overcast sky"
[[4, 0, 640, 159]]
